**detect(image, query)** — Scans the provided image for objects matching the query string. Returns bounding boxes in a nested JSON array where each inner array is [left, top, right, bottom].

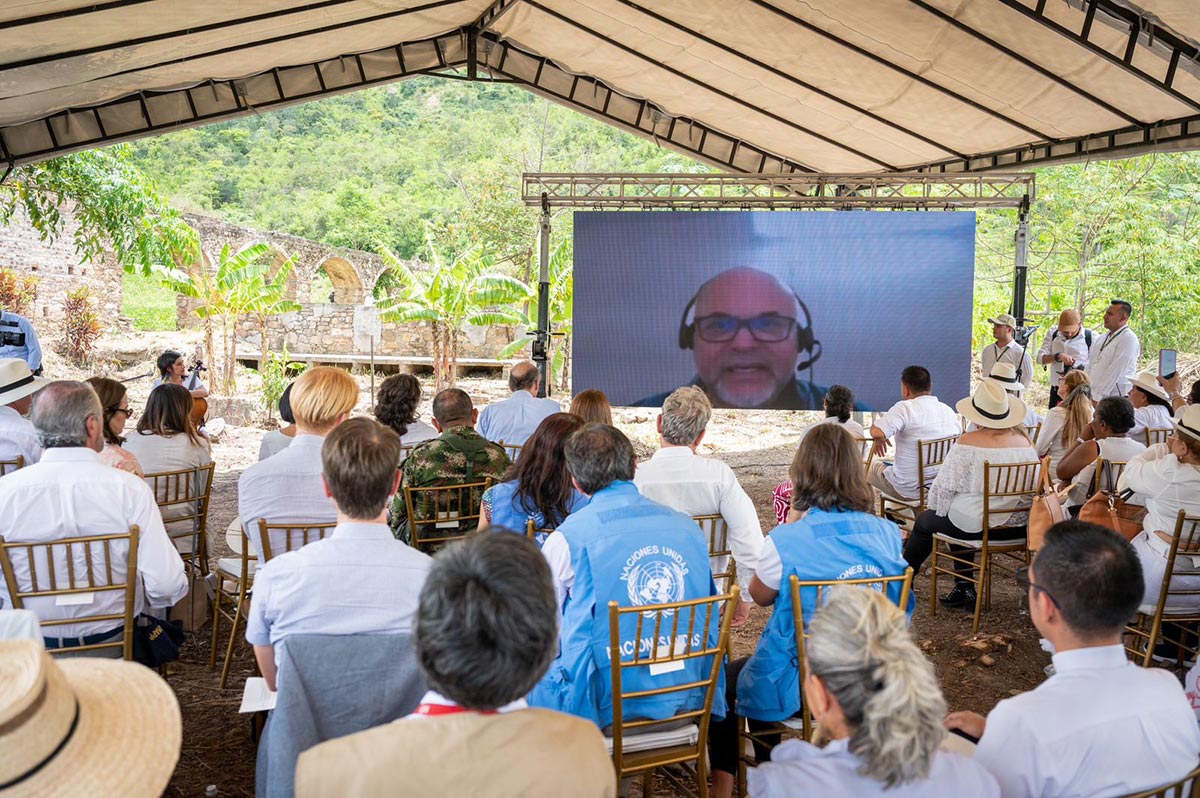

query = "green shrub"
[[57, 287, 102, 366], [0, 268, 39, 316]]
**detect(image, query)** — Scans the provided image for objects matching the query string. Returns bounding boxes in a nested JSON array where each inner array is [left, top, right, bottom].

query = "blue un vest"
[[528, 482, 726, 728], [737, 508, 913, 722], [487, 480, 587, 547]]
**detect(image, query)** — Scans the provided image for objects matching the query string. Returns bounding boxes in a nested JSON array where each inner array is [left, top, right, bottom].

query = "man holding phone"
[[1037, 309, 1092, 408]]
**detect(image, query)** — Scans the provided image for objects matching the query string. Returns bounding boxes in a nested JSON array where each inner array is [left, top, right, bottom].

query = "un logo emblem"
[[627, 559, 686, 613]]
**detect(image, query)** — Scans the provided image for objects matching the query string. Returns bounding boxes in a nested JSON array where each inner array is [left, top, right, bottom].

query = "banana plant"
[[499, 238, 573, 390]]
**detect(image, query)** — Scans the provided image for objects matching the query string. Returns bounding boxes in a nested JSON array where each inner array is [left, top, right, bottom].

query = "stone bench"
[[237, 352, 516, 378]]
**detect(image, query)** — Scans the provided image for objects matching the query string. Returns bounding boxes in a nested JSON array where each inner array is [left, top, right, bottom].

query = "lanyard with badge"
[[1098, 327, 1126, 358]]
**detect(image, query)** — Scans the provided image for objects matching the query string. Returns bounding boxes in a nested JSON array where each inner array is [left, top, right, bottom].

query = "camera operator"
[[980, 313, 1034, 392], [0, 308, 44, 376], [1037, 309, 1092, 409]]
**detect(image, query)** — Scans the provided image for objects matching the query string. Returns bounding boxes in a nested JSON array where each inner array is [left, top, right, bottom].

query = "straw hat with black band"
[[0, 357, 48, 406], [957, 380, 1028, 430], [1174, 405, 1200, 444], [1130, 371, 1171, 404], [0, 640, 181, 798], [984, 361, 1026, 394]]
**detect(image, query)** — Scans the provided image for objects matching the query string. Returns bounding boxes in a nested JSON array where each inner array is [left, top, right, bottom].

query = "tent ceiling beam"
[[993, 0, 1200, 113], [0, 0, 155, 31], [521, 172, 1035, 209], [473, 0, 524, 30]]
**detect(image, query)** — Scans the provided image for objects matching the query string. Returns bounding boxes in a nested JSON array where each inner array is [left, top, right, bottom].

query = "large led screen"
[[573, 211, 975, 412]]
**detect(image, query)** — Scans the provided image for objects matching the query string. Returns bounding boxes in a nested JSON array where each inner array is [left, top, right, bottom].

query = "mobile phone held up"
[[1160, 349, 1178, 381]]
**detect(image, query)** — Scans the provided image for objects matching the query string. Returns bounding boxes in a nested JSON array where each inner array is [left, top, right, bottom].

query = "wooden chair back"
[[693, 513, 736, 594], [0, 527, 140, 659], [1146, 427, 1173, 447], [1024, 422, 1042, 444], [789, 568, 914, 740], [497, 440, 522, 461], [144, 463, 215, 568], [879, 434, 957, 521], [256, 519, 337, 562], [608, 586, 738, 792], [398, 444, 415, 464], [1126, 512, 1200, 668], [523, 518, 555, 544], [0, 455, 24, 476], [1093, 458, 1129, 494], [853, 436, 875, 467], [404, 480, 492, 552], [982, 460, 1043, 533], [1116, 761, 1200, 798]]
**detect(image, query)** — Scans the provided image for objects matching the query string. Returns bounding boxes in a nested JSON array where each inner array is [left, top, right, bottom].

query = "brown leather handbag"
[[1078, 460, 1146, 541], [1027, 458, 1066, 551]]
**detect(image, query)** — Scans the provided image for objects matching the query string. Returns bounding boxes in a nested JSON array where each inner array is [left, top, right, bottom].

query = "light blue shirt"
[[0, 311, 41, 371], [477, 390, 561, 448], [238, 434, 336, 558], [245, 522, 432, 649]]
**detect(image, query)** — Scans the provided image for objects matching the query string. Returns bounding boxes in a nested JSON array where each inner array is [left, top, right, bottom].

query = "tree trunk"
[[259, 314, 270, 374], [449, 328, 459, 387], [431, 321, 443, 392], [559, 334, 571, 392], [202, 318, 216, 386]]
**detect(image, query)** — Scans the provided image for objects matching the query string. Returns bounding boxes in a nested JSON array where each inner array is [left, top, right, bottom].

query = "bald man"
[[638, 267, 857, 411], [1037, 308, 1093, 408], [477, 360, 562, 448]]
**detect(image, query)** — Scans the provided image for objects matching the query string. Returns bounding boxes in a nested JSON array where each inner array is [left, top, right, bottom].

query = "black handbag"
[[132, 613, 185, 668]]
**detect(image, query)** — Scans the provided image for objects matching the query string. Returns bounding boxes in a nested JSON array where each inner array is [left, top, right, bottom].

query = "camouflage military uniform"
[[390, 425, 510, 548]]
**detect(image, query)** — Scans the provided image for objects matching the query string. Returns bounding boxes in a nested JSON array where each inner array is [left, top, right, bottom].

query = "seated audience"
[[1, 639, 183, 797], [1035, 370, 1093, 477], [1120, 405, 1200, 612], [239, 366, 358, 558], [123, 383, 211, 474], [868, 366, 960, 500], [903, 381, 1037, 609], [0, 357, 46, 467], [0, 381, 186, 654], [477, 361, 561, 448], [374, 373, 438, 455], [569, 388, 613, 425], [946, 521, 1200, 797], [772, 383, 864, 524], [86, 377, 143, 476], [247, 417, 432, 691], [968, 362, 1042, 430], [478, 412, 586, 546], [153, 348, 208, 401], [1056, 396, 1145, 508], [295, 534, 615, 798], [259, 382, 296, 461], [634, 386, 761, 627], [392, 388, 509, 544], [1128, 371, 1175, 443], [709, 423, 911, 798], [749, 588, 999, 797], [531, 424, 719, 728]]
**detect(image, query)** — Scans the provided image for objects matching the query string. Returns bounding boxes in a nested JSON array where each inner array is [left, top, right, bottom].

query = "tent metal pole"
[[1012, 194, 1030, 324], [534, 191, 552, 397]]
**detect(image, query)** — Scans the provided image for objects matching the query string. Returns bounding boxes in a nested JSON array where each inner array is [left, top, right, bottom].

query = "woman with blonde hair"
[[1036, 369, 1093, 475], [569, 389, 612, 426], [85, 376, 143, 476], [748, 588, 999, 796]]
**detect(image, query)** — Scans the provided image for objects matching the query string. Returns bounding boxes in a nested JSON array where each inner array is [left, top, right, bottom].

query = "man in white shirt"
[[1087, 299, 1141, 400], [247, 417, 432, 690], [867, 366, 961, 500], [0, 381, 187, 653], [1037, 309, 1093, 408], [477, 361, 561, 449], [980, 313, 1034, 391], [238, 366, 359, 558], [946, 521, 1200, 798], [634, 386, 761, 627], [0, 357, 47, 467]]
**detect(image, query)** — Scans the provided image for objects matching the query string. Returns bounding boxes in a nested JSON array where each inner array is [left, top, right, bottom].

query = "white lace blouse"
[[927, 444, 1040, 533]]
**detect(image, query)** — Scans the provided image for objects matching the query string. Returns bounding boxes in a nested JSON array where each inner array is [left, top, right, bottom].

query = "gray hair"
[[661, 386, 711, 446], [564, 423, 635, 495], [30, 381, 102, 449], [416, 533, 557, 710], [807, 588, 946, 789]]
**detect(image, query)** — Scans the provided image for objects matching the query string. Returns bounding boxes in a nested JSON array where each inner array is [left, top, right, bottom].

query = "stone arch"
[[246, 241, 301, 302], [312, 255, 364, 304]]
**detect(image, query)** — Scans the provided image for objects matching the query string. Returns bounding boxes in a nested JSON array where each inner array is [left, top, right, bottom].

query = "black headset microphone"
[[677, 290, 823, 374]]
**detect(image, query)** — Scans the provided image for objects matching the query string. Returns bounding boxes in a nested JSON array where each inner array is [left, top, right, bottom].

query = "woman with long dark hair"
[[478, 413, 586, 546], [86, 376, 143, 476], [124, 383, 211, 474]]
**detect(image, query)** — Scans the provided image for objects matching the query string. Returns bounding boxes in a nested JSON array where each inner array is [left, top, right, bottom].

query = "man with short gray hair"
[[0, 381, 186, 654], [477, 360, 561, 448], [634, 386, 761, 627]]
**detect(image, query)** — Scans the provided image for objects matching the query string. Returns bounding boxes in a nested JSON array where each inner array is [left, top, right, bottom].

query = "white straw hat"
[[0, 641, 181, 798], [984, 361, 1026, 393], [957, 381, 1028, 430], [1173, 405, 1200, 443], [1130, 371, 1170, 403], [0, 358, 48, 405]]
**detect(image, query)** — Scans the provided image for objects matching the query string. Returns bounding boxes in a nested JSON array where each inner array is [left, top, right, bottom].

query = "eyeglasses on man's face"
[[1015, 565, 1059, 608], [695, 314, 797, 344]]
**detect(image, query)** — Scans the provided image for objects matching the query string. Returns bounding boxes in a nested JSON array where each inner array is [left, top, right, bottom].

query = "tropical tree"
[[500, 238, 573, 390], [231, 254, 302, 375], [378, 231, 530, 391]]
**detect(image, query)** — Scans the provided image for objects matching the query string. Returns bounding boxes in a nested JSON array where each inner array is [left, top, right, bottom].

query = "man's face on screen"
[[691, 268, 801, 407]]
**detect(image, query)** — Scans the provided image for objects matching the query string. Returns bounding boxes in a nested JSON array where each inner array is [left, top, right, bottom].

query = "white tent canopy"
[[2, 0, 1199, 172]]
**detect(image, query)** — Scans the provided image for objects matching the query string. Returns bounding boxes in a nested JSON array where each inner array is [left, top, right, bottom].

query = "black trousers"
[[904, 510, 1026, 586], [707, 657, 784, 775]]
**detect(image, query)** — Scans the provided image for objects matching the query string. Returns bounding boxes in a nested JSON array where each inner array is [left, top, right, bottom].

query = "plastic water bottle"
[[205, 787, 218, 797]]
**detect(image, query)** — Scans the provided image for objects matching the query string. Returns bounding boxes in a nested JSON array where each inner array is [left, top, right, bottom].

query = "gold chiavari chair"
[[1146, 427, 1174, 447], [853, 436, 876, 467], [404, 480, 492, 553], [1092, 458, 1129, 495], [144, 463, 215, 578], [0, 454, 24, 476], [1024, 422, 1043, 444], [497, 439, 522, 461], [879, 434, 958, 527], [607, 586, 738, 798], [523, 518, 555, 545], [1125, 512, 1200, 669], [211, 529, 256, 689], [930, 460, 1041, 633], [257, 519, 337, 563], [0, 527, 140, 659], [693, 514, 736, 595], [1115, 762, 1200, 798]]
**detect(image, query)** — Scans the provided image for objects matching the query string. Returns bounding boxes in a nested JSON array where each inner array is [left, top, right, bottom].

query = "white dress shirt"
[[975, 644, 1200, 798], [1130, 404, 1174, 446], [1036, 407, 1075, 476], [477, 390, 561, 447], [749, 737, 999, 798], [0, 448, 187, 637], [238, 434, 337, 558], [981, 342, 1034, 389], [1120, 443, 1200, 538], [0, 404, 41, 466], [246, 522, 431, 649], [258, 429, 292, 461], [1037, 325, 1093, 388], [400, 420, 439, 448], [803, 415, 865, 439], [633, 446, 762, 594], [872, 395, 961, 498], [1087, 325, 1140, 400]]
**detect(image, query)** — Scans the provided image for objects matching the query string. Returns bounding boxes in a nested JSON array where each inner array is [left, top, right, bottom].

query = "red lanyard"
[[413, 703, 498, 717]]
